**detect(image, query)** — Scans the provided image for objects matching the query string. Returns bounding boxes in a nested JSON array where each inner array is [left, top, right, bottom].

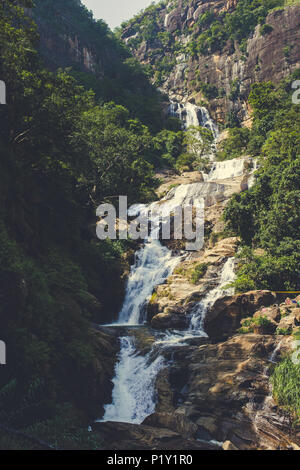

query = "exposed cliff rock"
[[122, 0, 300, 123], [27, 1, 109, 75], [83, 329, 119, 417]]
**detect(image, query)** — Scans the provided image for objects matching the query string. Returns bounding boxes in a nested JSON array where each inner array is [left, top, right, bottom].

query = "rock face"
[[151, 306, 189, 330], [26, 1, 122, 77], [123, 1, 300, 123], [160, 334, 300, 450], [204, 290, 277, 341], [92, 420, 220, 450], [148, 236, 238, 329], [93, 327, 300, 450], [79, 329, 119, 417]]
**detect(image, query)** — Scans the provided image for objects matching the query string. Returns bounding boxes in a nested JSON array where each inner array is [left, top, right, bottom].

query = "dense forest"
[[0, 0, 174, 448], [223, 74, 300, 292]]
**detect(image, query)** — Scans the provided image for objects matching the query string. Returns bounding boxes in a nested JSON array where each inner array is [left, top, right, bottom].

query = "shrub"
[[271, 356, 300, 424], [260, 24, 273, 35], [276, 327, 292, 336], [190, 263, 210, 284]]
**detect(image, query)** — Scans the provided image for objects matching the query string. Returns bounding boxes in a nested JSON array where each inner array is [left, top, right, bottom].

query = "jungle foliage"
[[223, 72, 300, 292]]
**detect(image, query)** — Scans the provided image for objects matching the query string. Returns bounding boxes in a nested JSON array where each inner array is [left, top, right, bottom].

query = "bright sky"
[[81, 0, 159, 30]]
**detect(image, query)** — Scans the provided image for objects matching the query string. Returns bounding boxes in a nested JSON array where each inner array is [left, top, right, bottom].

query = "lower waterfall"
[[101, 336, 165, 424]]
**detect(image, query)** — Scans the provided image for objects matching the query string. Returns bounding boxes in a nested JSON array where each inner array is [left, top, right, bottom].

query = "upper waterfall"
[[169, 101, 219, 139]]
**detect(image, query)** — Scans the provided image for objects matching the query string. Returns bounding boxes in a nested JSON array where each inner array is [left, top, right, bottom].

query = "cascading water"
[[190, 257, 236, 332], [248, 158, 259, 189], [118, 241, 179, 325], [100, 104, 241, 425], [101, 336, 165, 424], [101, 197, 184, 423], [207, 158, 246, 181]]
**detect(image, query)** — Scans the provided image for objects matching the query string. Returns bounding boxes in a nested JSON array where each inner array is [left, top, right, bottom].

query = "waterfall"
[[118, 241, 179, 325], [169, 101, 218, 138], [207, 158, 246, 181], [101, 336, 165, 424], [190, 257, 236, 332], [118, 199, 183, 325], [198, 106, 219, 139], [248, 158, 259, 189]]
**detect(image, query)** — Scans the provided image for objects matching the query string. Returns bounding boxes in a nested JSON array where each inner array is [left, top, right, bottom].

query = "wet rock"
[[163, 334, 299, 449], [148, 237, 238, 322], [92, 421, 221, 450], [83, 329, 119, 418], [143, 410, 198, 439]]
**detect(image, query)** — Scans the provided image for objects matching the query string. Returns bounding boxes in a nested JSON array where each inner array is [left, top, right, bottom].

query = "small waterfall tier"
[[101, 336, 165, 424]]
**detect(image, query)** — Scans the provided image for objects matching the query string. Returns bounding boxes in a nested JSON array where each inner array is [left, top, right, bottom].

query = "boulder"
[[253, 323, 277, 335], [254, 305, 281, 323], [143, 411, 198, 439], [151, 307, 189, 330], [204, 290, 277, 341], [165, 9, 181, 33], [223, 440, 238, 450], [295, 308, 300, 325], [81, 329, 119, 417], [277, 315, 297, 333]]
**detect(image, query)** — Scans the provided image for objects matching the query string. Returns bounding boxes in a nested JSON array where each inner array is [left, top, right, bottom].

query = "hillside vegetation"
[[0, 0, 174, 448], [223, 73, 300, 292]]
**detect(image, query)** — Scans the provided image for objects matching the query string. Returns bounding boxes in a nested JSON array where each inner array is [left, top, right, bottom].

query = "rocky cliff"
[[121, 0, 300, 123], [28, 0, 115, 75]]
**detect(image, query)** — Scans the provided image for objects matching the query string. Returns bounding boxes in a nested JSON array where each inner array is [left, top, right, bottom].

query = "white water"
[[118, 241, 179, 325], [100, 105, 242, 425], [248, 158, 259, 189], [189, 257, 236, 332], [101, 336, 165, 424], [161, 181, 225, 211], [169, 101, 218, 139], [269, 340, 283, 363], [118, 178, 225, 325], [208, 158, 246, 181]]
